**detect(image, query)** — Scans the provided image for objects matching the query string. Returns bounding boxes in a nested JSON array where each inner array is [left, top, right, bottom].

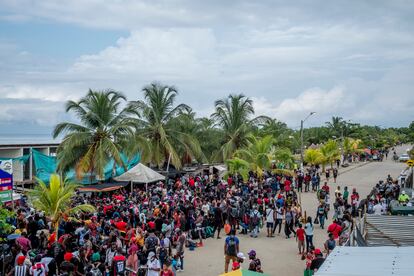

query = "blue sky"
[[0, 0, 413, 135]]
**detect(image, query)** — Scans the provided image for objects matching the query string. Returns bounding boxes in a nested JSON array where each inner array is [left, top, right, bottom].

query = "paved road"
[[181, 145, 410, 276]]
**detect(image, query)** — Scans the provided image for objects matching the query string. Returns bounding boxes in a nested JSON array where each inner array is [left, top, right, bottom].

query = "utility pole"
[[300, 112, 316, 169]]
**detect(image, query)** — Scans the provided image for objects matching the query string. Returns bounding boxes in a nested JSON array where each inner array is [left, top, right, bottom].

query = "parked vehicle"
[[399, 153, 410, 162]]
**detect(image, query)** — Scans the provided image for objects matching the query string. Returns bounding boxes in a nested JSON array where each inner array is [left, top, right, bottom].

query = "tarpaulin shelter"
[[77, 182, 129, 193], [31, 149, 140, 184]]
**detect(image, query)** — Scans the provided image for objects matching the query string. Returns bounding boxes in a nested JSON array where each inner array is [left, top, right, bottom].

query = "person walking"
[[284, 206, 296, 239], [304, 217, 314, 252], [296, 224, 305, 255], [273, 203, 284, 235], [333, 168, 338, 183], [317, 202, 327, 229], [265, 205, 275, 237], [224, 229, 239, 273], [250, 206, 261, 238]]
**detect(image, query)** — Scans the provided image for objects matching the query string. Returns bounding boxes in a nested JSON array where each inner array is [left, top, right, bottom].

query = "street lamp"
[[300, 112, 316, 169]]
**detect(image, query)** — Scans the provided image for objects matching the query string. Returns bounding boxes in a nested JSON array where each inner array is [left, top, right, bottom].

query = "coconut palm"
[[326, 116, 345, 137], [320, 139, 340, 169], [211, 94, 268, 161], [273, 147, 296, 169], [128, 83, 202, 169], [226, 157, 250, 180], [304, 148, 324, 165], [53, 90, 137, 179], [235, 135, 274, 175], [27, 174, 95, 238]]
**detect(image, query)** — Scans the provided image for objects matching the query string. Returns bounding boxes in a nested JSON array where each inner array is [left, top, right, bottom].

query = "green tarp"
[[32, 149, 140, 184], [0, 149, 140, 184]]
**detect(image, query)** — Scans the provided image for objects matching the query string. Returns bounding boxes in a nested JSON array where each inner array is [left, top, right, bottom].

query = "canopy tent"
[[114, 163, 165, 184]]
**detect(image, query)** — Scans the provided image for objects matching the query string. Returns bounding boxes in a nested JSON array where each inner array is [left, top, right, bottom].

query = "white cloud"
[[252, 86, 352, 127], [70, 28, 219, 80], [1, 85, 77, 102]]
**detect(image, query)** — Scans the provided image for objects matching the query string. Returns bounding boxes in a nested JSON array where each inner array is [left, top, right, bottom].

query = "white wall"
[[0, 148, 24, 182]]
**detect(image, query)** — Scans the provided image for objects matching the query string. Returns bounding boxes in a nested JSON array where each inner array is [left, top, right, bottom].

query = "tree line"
[[52, 82, 414, 179]]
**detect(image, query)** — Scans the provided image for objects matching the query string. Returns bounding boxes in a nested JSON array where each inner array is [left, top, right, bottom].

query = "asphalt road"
[[180, 145, 410, 276]]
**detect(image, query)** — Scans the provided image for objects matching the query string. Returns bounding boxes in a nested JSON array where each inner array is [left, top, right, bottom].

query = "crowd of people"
[[1, 160, 403, 276]]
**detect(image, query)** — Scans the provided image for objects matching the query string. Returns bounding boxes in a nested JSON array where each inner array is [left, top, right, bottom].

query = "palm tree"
[[235, 135, 274, 176], [273, 147, 296, 169], [27, 174, 95, 238], [325, 116, 344, 137], [129, 83, 202, 169], [53, 90, 137, 179], [226, 157, 250, 180], [211, 94, 268, 161], [320, 139, 340, 169], [304, 148, 324, 165]]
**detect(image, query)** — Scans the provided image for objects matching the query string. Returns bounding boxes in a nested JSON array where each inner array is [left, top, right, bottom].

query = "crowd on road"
[[1, 158, 405, 276]]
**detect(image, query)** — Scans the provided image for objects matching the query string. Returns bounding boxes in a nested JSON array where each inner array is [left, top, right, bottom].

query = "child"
[[296, 224, 305, 255]]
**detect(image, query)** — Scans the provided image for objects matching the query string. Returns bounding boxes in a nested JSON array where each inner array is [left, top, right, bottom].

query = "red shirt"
[[189, 178, 195, 187], [327, 223, 342, 239], [284, 180, 291, 192], [148, 221, 156, 230], [322, 185, 330, 194], [227, 177, 233, 186], [115, 221, 127, 232], [296, 228, 305, 241], [161, 270, 174, 276]]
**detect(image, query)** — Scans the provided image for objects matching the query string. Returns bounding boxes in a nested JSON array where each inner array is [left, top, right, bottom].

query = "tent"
[[114, 163, 165, 190]]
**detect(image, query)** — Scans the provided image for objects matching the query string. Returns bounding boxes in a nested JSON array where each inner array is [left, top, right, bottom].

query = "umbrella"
[[219, 269, 270, 276], [7, 234, 21, 240]]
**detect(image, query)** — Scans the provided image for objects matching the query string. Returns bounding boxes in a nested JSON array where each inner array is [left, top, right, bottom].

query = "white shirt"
[[147, 257, 161, 276], [266, 209, 274, 223], [373, 204, 383, 215], [276, 207, 284, 219], [304, 222, 314, 236]]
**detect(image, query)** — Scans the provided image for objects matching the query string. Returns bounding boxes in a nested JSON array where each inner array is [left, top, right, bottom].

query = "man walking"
[[224, 230, 239, 273]]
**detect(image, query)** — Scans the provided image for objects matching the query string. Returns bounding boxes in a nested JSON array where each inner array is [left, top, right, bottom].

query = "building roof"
[[365, 215, 414, 246], [317, 246, 414, 276], [0, 135, 61, 147]]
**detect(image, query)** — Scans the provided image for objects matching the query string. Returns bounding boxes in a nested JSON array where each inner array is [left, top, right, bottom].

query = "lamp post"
[[300, 112, 316, 169]]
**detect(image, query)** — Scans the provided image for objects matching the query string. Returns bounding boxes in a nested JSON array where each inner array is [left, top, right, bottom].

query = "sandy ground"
[[180, 145, 410, 276]]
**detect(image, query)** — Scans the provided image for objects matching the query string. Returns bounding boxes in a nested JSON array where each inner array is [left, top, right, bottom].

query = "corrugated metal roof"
[[365, 215, 414, 246], [317, 246, 414, 276]]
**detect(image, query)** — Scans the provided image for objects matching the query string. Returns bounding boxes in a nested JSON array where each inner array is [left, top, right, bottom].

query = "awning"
[[114, 163, 165, 183], [77, 182, 128, 193]]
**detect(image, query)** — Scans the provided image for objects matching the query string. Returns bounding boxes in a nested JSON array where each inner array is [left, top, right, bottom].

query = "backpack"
[[90, 266, 103, 276], [251, 211, 259, 226], [226, 237, 237, 256], [146, 236, 157, 253], [113, 259, 126, 275]]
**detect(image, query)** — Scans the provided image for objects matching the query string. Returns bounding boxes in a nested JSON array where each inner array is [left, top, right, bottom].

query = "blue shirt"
[[225, 235, 239, 246]]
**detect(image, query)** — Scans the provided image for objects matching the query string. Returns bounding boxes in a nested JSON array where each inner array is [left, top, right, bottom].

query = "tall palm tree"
[[325, 116, 344, 137], [27, 174, 95, 238], [129, 83, 202, 169], [212, 94, 268, 161], [53, 90, 137, 179]]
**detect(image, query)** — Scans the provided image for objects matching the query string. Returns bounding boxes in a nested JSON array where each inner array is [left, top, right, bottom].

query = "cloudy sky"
[[0, 0, 413, 136]]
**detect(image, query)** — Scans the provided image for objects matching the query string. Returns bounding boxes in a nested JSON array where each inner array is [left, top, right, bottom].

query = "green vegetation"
[[27, 174, 95, 238], [53, 83, 414, 178]]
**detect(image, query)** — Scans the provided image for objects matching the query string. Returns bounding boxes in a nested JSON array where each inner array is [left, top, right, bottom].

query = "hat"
[[91, 252, 100, 262], [64, 252, 73, 261], [237, 252, 246, 260], [148, 252, 156, 259], [232, 262, 240, 270], [17, 255, 26, 265], [314, 248, 322, 255], [248, 250, 256, 257], [402, 190, 406, 195]]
